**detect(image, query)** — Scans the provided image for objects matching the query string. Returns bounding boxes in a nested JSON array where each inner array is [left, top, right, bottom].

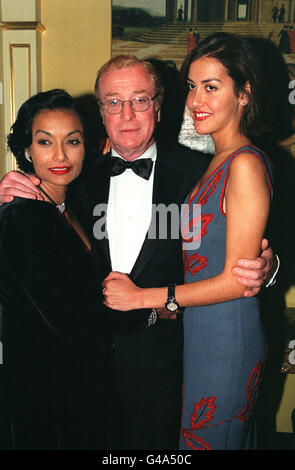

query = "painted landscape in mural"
[[112, 0, 295, 70]]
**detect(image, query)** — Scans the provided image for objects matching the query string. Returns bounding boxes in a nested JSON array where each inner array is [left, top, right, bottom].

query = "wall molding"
[[9, 44, 31, 124], [0, 21, 45, 33]]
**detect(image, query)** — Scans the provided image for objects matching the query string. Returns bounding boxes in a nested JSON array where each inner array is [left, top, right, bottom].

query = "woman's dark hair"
[[7, 89, 95, 174], [184, 32, 271, 140]]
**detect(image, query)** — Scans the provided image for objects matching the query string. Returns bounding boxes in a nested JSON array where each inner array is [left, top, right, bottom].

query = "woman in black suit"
[[0, 89, 112, 449]]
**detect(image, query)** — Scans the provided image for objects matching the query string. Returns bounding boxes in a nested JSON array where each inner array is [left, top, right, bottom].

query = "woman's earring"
[[25, 149, 32, 162]]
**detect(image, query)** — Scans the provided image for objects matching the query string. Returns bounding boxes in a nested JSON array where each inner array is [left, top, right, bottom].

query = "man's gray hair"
[[94, 54, 164, 111]]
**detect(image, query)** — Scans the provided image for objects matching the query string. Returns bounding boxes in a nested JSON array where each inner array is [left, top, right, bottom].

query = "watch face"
[[166, 301, 178, 312]]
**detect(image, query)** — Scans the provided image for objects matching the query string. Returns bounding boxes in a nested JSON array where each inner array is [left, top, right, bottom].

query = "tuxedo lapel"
[[86, 149, 188, 280], [130, 152, 184, 281]]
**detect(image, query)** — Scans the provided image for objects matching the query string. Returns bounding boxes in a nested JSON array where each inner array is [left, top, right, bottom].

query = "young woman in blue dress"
[[102, 33, 274, 450]]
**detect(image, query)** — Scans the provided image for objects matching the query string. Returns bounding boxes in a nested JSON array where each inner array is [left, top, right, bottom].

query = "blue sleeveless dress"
[[180, 146, 273, 450]]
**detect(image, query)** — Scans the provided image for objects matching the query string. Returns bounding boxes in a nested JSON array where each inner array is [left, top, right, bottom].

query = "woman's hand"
[[102, 272, 143, 311]]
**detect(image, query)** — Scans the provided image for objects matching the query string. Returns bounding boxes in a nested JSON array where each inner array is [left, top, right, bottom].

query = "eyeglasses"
[[99, 93, 159, 115]]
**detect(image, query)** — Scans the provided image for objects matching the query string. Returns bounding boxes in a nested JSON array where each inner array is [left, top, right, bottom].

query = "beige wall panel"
[[0, 0, 37, 21], [41, 0, 112, 97], [276, 374, 295, 432], [286, 286, 295, 307]]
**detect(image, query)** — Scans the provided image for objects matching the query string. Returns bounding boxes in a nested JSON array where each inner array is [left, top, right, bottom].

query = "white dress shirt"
[[106, 143, 157, 274]]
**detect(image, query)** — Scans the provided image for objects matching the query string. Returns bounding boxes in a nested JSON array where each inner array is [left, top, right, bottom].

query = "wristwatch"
[[164, 284, 180, 313]]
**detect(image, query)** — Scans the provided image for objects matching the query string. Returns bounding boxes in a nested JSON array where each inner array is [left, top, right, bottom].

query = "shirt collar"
[[111, 142, 157, 162]]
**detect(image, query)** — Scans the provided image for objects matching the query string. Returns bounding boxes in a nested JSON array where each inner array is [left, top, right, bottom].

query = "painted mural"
[[111, 0, 295, 70], [111, 0, 295, 159]]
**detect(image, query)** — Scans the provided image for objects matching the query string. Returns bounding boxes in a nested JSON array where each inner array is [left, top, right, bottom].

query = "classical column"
[[224, 0, 229, 23], [0, 0, 44, 176], [165, 1, 171, 21], [166, 0, 178, 22], [289, 0, 295, 22], [184, 0, 189, 22], [233, 0, 238, 21], [191, 0, 198, 23], [173, 0, 178, 22], [256, 0, 263, 23]]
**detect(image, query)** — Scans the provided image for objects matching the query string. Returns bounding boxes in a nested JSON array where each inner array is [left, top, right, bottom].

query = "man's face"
[[98, 64, 160, 161]]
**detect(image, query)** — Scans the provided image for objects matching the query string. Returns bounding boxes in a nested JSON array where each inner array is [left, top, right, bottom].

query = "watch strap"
[[167, 283, 176, 301]]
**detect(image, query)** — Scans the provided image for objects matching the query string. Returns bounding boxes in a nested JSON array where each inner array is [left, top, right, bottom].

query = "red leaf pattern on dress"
[[182, 212, 214, 248], [182, 430, 211, 450], [184, 252, 208, 276], [181, 358, 265, 449], [197, 169, 223, 205], [200, 213, 214, 238], [237, 358, 263, 422], [191, 396, 217, 429], [181, 396, 216, 451]]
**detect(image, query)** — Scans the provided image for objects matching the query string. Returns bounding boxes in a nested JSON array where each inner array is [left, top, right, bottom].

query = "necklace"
[[38, 185, 66, 213]]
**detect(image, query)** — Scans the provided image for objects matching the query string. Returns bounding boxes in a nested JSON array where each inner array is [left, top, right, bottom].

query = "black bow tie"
[[108, 156, 154, 180]]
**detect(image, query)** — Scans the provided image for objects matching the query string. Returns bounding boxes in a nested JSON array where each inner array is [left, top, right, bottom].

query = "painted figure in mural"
[[177, 5, 184, 21], [278, 25, 290, 53], [103, 34, 274, 450], [288, 25, 295, 53], [0, 55, 275, 450], [0, 90, 112, 449], [187, 28, 196, 55], [279, 4, 286, 23], [272, 4, 279, 23], [193, 28, 201, 45]]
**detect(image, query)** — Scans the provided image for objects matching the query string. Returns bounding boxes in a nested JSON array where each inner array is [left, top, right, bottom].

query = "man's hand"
[[0, 171, 42, 203], [232, 238, 275, 297]]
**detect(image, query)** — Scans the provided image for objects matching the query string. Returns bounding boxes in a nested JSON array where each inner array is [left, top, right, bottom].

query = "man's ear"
[[156, 107, 161, 123], [100, 108, 105, 125]]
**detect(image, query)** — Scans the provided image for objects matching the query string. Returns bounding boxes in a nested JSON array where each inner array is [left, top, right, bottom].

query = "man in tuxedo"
[[0, 55, 274, 450]]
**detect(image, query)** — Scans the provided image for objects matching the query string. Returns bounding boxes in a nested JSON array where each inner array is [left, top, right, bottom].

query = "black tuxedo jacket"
[[68, 143, 210, 449]]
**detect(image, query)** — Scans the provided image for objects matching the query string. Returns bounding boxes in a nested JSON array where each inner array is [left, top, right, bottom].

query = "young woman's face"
[[186, 57, 247, 138], [28, 109, 85, 187]]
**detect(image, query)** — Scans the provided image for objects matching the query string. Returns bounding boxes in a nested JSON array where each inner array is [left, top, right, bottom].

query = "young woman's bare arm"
[[103, 152, 271, 311]]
